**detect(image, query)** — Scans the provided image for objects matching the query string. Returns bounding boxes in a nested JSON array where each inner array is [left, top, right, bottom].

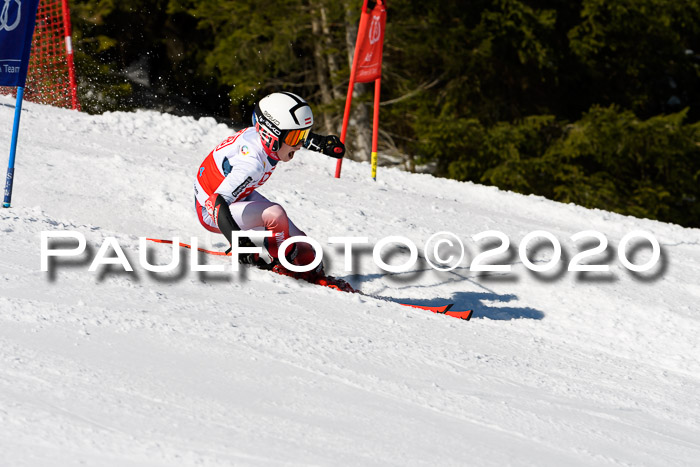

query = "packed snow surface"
[[1, 96, 699, 466]]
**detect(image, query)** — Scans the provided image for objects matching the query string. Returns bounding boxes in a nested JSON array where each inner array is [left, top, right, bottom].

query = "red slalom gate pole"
[[370, 77, 381, 180], [61, 0, 80, 110], [336, 0, 369, 179]]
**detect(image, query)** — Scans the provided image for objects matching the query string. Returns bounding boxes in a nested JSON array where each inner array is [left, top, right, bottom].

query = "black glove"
[[304, 132, 345, 159], [225, 236, 267, 266]]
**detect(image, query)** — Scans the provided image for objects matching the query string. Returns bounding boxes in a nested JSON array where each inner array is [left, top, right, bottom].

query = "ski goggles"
[[283, 128, 311, 147]]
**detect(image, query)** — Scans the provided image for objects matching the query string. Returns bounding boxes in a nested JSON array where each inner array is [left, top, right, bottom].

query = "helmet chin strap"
[[259, 134, 280, 160], [255, 121, 281, 159]]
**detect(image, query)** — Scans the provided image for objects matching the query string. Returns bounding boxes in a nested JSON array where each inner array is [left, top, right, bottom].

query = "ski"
[[147, 237, 229, 255], [147, 238, 472, 321], [402, 303, 473, 320]]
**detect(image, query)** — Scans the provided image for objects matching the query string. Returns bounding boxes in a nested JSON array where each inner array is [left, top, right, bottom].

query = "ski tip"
[[398, 303, 473, 321], [444, 310, 473, 321]]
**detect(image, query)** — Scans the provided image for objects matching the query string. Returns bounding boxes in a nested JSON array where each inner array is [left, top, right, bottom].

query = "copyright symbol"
[[424, 231, 465, 272]]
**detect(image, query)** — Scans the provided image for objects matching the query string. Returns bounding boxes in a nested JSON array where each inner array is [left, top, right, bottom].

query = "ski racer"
[[194, 91, 350, 288]]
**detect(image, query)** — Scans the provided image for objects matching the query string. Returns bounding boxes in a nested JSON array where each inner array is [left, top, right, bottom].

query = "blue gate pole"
[[3, 87, 25, 208]]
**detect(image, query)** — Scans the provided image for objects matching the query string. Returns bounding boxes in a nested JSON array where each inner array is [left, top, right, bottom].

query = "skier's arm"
[[205, 193, 242, 248], [204, 192, 258, 260], [304, 132, 346, 159], [209, 156, 265, 255], [215, 156, 264, 204]]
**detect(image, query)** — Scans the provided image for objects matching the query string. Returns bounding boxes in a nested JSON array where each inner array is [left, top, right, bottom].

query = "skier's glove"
[[304, 132, 346, 159], [225, 236, 264, 266]]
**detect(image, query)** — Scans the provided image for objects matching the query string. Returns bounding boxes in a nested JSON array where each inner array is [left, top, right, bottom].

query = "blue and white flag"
[[0, 0, 41, 87]]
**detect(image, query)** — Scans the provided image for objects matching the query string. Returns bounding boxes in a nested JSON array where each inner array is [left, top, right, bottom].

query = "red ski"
[[148, 237, 228, 255], [147, 238, 473, 321], [403, 303, 473, 320]]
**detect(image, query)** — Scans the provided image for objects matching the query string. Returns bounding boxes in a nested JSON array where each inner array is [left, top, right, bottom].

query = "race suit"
[[194, 127, 307, 260]]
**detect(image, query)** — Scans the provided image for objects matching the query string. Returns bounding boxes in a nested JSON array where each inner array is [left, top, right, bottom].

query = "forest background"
[[69, 0, 700, 228]]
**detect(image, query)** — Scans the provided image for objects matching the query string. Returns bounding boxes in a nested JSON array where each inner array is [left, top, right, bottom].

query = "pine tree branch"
[[380, 78, 442, 106]]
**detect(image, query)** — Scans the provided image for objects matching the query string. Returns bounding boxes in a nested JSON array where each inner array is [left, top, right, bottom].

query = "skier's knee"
[[261, 204, 288, 229], [294, 242, 318, 267]]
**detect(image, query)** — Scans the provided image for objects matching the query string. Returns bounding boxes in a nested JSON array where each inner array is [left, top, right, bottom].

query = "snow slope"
[[1, 96, 700, 466]]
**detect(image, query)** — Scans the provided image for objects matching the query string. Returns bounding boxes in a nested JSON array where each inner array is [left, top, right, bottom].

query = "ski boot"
[[271, 261, 356, 293]]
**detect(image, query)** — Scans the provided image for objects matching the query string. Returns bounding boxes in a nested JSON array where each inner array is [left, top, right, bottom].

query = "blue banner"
[[0, 0, 41, 87]]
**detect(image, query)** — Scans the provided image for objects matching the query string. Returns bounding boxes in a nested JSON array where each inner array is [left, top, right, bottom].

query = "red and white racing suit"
[[194, 127, 309, 261]]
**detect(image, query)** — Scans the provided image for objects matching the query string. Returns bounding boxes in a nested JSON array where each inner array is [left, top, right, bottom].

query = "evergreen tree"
[[68, 0, 700, 227]]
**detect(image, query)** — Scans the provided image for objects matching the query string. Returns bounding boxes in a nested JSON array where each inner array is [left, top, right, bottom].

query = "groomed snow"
[[1, 96, 699, 466]]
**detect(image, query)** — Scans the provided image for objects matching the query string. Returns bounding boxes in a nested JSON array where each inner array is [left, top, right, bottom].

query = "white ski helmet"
[[253, 92, 314, 152]]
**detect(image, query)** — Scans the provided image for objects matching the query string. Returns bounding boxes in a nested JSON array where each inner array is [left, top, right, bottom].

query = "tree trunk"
[[320, 5, 343, 102], [310, 1, 334, 135]]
